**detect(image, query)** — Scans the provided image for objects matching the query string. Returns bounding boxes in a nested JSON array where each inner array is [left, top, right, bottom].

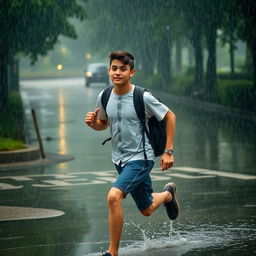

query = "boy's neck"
[[113, 82, 133, 95]]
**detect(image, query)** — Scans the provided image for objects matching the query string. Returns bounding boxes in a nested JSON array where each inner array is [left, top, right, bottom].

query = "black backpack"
[[101, 85, 166, 158]]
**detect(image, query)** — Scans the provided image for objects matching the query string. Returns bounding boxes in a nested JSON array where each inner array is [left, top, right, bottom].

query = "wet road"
[[0, 78, 256, 256]]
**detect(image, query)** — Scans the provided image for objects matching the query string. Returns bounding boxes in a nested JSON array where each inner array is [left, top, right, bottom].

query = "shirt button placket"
[[117, 97, 123, 157]]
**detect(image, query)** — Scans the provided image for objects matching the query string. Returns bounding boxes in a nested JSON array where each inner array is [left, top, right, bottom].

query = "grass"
[[0, 138, 27, 152]]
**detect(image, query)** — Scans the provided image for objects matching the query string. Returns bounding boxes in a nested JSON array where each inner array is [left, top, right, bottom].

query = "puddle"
[[85, 221, 256, 256]]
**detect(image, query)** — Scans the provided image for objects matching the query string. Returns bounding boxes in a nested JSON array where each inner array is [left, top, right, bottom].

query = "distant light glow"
[[61, 47, 68, 54], [57, 64, 63, 71], [85, 53, 92, 59]]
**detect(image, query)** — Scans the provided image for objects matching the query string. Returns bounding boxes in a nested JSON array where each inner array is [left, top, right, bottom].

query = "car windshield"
[[87, 64, 107, 72]]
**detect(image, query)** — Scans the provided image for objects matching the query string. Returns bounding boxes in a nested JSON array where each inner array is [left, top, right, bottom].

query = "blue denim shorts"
[[113, 160, 154, 211]]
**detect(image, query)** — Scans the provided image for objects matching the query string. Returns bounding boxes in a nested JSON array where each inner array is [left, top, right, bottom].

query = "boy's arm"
[[85, 108, 108, 131], [160, 110, 176, 171]]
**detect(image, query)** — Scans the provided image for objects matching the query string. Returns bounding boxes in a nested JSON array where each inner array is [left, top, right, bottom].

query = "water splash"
[[129, 220, 187, 251], [169, 220, 182, 240]]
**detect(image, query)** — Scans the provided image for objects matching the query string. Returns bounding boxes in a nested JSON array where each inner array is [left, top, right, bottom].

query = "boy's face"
[[109, 59, 135, 86]]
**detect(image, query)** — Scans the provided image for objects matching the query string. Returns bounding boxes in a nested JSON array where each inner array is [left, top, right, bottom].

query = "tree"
[[0, 0, 87, 108], [200, 0, 227, 99], [219, 0, 239, 77], [235, 0, 256, 88], [174, 0, 204, 88], [80, 0, 174, 86]]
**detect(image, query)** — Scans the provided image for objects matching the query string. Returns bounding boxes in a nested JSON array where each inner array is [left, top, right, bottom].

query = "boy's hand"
[[160, 153, 174, 171], [85, 108, 100, 128]]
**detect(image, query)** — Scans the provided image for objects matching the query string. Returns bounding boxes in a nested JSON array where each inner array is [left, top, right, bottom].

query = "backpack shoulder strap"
[[101, 85, 114, 116], [133, 86, 149, 161], [133, 85, 146, 121], [101, 86, 114, 145]]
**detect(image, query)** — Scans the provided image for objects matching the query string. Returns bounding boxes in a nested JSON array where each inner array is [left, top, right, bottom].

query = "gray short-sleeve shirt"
[[96, 85, 169, 166]]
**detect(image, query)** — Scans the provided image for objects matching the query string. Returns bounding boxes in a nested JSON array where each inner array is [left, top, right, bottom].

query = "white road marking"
[[96, 177, 116, 183], [0, 183, 23, 190], [168, 173, 216, 179], [150, 175, 171, 181], [0, 166, 255, 190], [192, 191, 229, 196], [173, 167, 256, 180]]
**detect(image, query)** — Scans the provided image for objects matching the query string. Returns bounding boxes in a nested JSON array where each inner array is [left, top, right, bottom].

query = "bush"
[[217, 80, 255, 111], [0, 138, 27, 151], [144, 73, 164, 90], [217, 71, 252, 81], [170, 75, 194, 96], [144, 74, 195, 95]]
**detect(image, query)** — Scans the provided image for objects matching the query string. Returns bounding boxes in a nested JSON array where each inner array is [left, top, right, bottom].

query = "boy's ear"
[[130, 69, 136, 78]]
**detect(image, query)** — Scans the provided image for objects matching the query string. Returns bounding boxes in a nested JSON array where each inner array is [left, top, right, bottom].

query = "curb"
[[0, 146, 40, 164], [0, 152, 74, 171]]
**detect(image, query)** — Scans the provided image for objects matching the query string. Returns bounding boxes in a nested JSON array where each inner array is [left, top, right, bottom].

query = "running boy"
[[85, 51, 179, 256]]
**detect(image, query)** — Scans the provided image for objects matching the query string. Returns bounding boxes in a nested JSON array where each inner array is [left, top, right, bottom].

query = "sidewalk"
[[0, 152, 73, 171]]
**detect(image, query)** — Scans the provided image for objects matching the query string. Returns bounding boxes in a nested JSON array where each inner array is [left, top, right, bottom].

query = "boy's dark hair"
[[109, 51, 135, 70]]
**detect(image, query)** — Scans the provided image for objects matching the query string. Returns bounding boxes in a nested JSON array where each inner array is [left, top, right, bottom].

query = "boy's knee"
[[107, 187, 124, 207]]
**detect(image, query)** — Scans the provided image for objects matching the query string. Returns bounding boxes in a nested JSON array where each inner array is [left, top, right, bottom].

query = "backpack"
[[101, 85, 166, 158]]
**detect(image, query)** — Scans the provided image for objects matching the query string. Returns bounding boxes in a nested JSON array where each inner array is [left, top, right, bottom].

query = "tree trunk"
[[206, 26, 217, 99], [140, 46, 154, 80], [10, 58, 20, 92], [251, 40, 256, 88], [190, 27, 203, 88], [0, 56, 9, 109], [194, 40, 203, 86], [175, 39, 182, 73], [157, 32, 172, 90], [188, 43, 194, 67], [229, 38, 235, 77], [244, 42, 253, 79]]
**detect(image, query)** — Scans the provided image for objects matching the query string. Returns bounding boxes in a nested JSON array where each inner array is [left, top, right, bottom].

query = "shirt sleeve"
[[143, 91, 169, 121], [95, 90, 108, 121]]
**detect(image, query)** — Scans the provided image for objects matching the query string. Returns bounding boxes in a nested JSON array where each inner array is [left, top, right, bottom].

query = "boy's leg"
[[140, 191, 171, 216], [107, 187, 125, 256]]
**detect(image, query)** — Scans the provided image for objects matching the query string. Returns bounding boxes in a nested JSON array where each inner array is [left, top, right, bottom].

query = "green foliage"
[[217, 79, 255, 110], [0, 0, 87, 62], [144, 74, 164, 90], [170, 75, 195, 95], [144, 73, 195, 96], [0, 92, 25, 140], [0, 138, 27, 151]]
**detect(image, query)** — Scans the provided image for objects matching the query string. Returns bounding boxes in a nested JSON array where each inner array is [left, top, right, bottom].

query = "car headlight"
[[85, 71, 93, 77]]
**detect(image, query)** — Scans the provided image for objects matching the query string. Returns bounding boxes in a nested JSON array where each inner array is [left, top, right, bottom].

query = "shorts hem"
[[112, 185, 127, 197]]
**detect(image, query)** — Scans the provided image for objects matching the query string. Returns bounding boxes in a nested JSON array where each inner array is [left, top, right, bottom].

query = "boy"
[[85, 51, 179, 256]]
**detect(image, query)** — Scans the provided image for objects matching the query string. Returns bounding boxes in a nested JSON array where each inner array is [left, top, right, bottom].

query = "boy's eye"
[[111, 66, 127, 72], [120, 67, 127, 72]]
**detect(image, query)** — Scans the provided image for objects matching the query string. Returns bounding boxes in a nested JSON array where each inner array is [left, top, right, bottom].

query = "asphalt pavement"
[[0, 78, 255, 256]]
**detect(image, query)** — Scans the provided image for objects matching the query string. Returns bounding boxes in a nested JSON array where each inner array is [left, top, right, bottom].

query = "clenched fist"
[[85, 108, 100, 128]]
